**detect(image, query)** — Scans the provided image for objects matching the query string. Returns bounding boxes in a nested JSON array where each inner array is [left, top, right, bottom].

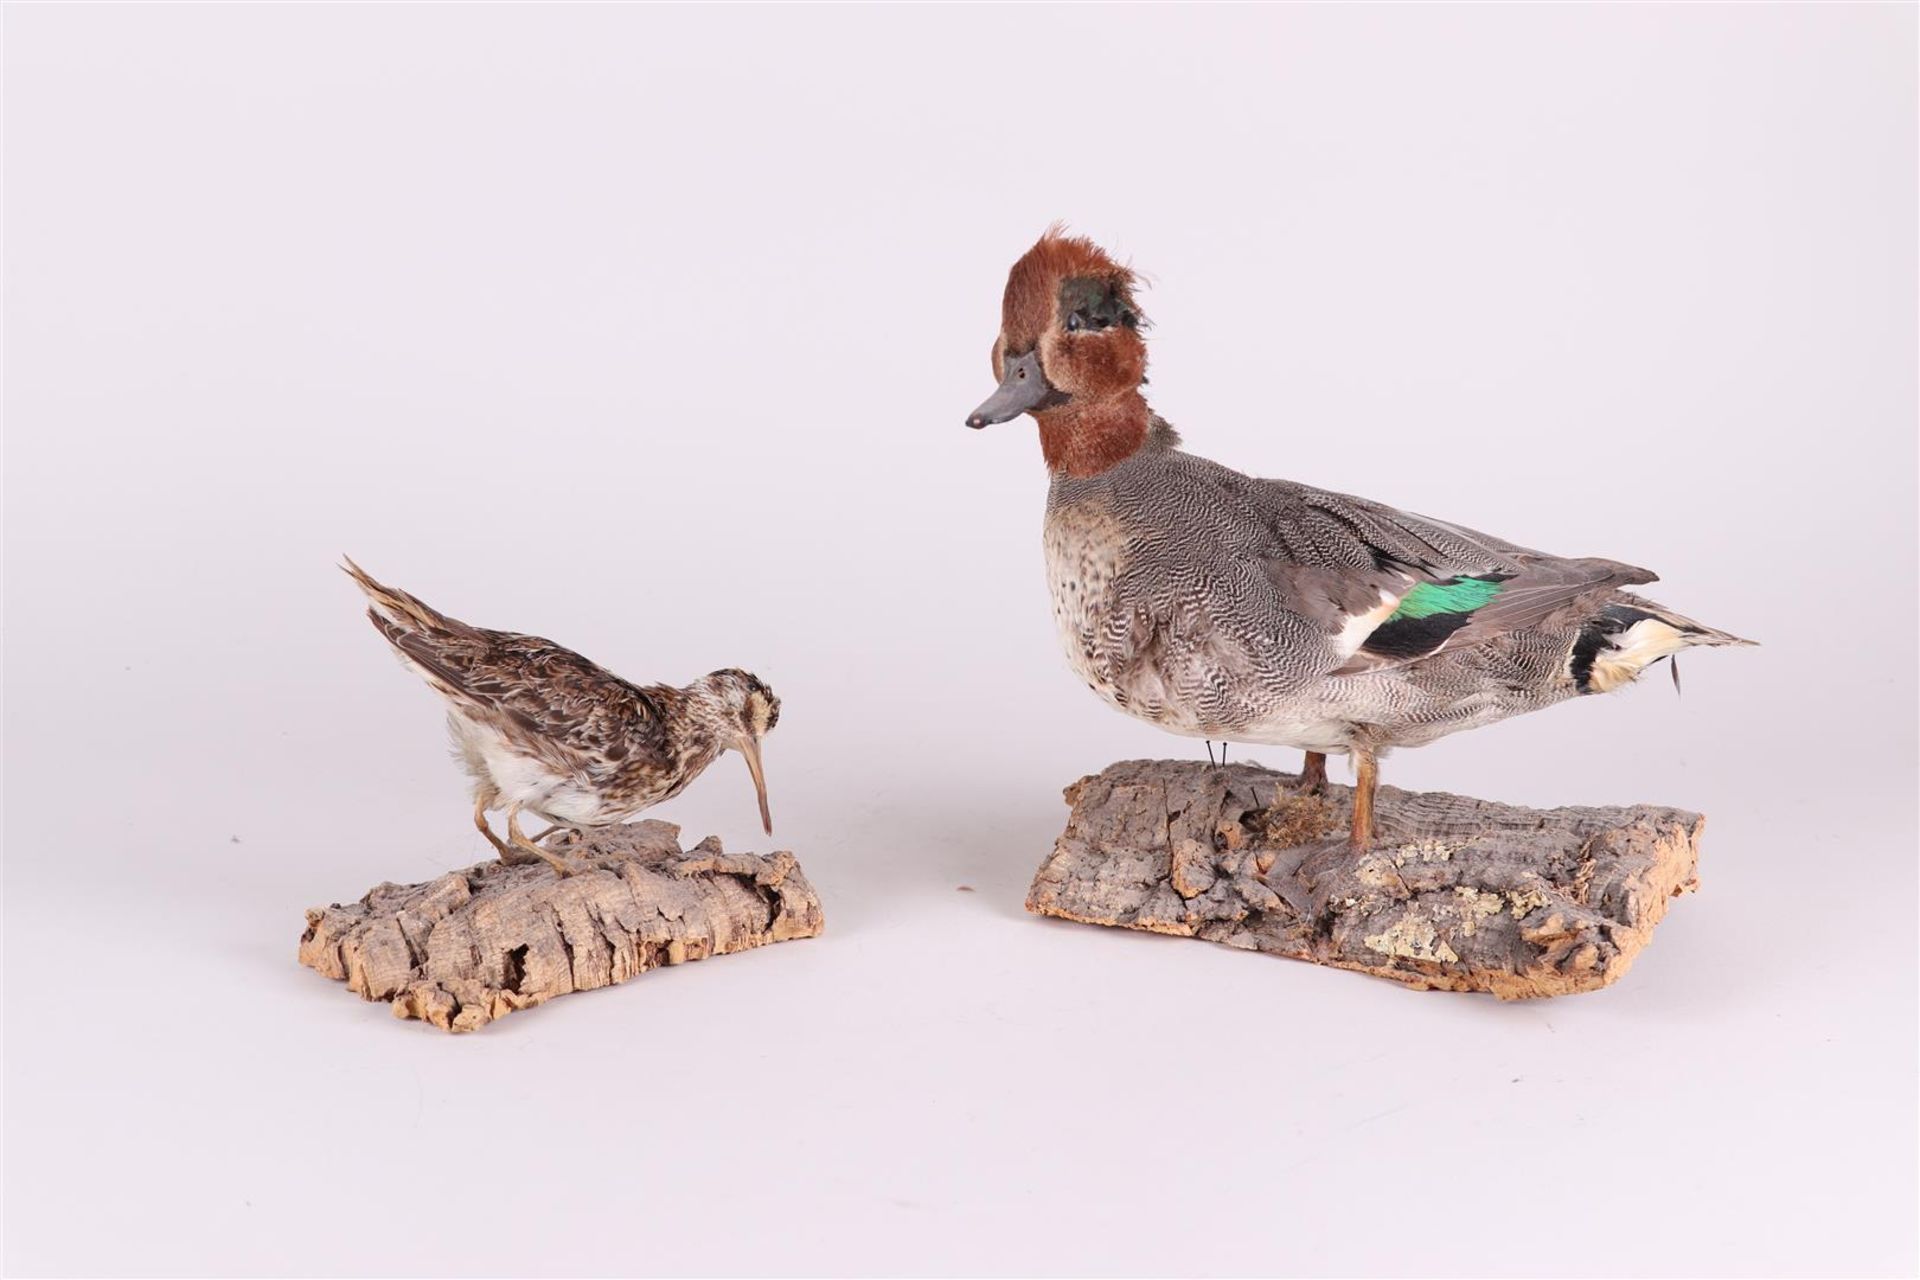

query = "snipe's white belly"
[[450, 713, 616, 824]]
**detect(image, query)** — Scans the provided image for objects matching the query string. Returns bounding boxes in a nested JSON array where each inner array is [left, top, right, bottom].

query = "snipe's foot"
[[474, 794, 538, 863], [495, 845, 583, 876], [505, 805, 585, 876]]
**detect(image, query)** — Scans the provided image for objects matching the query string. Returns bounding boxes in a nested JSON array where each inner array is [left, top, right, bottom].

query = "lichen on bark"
[[1025, 759, 1702, 998]]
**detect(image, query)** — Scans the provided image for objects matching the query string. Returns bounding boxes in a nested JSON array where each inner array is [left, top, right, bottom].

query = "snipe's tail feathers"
[[339, 556, 474, 640]]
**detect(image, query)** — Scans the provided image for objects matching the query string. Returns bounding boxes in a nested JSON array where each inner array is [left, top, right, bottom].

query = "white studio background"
[[5, 5, 1915, 1277]]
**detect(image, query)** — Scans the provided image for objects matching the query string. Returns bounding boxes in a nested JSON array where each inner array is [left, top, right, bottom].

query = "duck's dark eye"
[[1059, 276, 1141, 335]]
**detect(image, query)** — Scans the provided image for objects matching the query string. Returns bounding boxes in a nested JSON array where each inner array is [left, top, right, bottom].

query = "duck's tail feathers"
[[340, 557, 474, 645], [1572, 593, 1754, 695]]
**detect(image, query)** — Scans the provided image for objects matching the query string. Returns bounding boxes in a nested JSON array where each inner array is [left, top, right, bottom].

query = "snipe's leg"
[[473, 791, 525, 862], [1299, 751, 1328, 794], [1349, 747, 1379, 850], [531, 823, 578, 845], [507, 803, 578, 876]]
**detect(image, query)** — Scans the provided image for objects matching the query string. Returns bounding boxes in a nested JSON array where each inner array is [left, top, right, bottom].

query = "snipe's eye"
[[1065, 312, 1083, 332]]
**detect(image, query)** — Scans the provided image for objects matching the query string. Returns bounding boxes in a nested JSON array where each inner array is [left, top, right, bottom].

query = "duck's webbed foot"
[[1289, 839, 1349, 893], [1283, 746, 1390, 892]]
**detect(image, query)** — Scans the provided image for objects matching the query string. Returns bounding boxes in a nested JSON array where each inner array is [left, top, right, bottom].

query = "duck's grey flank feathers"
[[1041, 441, 1751, 754]]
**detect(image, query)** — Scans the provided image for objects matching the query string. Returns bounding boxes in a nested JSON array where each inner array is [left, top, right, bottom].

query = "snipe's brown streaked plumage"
[[343, 558, 779, 876]]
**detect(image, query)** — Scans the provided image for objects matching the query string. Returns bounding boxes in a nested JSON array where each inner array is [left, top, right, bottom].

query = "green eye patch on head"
[[1058, 276, 1138, 333]]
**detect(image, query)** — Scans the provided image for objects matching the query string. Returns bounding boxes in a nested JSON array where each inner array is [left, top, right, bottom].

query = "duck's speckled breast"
[[1042, 490, 1132, 704]]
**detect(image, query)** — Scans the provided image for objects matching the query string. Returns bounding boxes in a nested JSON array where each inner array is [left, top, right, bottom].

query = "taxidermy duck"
[[343, 558, 779, 876], [965, 230, 1750, 854]]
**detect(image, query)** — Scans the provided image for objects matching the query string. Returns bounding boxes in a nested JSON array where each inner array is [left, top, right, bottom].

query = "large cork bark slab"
[[1026, 759, 1702, 998], [299, 820, 823, 1031]]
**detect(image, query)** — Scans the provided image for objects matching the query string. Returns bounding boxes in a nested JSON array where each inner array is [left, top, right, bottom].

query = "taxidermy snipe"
[[343, 559, 779, 876], [966, 229, 1751, 856]]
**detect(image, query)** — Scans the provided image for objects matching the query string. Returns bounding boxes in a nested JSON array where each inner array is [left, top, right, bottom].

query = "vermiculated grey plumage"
[[1043, 420, 1749, 758]]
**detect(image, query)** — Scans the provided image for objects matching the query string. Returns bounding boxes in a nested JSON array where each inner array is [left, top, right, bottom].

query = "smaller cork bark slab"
[[299, 820, 823, 1032], [1026, 759, 1702, 998]]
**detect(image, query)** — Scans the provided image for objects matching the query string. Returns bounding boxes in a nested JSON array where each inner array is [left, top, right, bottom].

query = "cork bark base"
[[299, 819, 824, 1031], [1025, 759, 1702, 998]]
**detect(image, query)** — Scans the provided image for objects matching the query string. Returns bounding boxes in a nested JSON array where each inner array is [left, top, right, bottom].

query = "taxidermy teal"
[[343, 559, 778, 876], [966, 230, 1751, 851]]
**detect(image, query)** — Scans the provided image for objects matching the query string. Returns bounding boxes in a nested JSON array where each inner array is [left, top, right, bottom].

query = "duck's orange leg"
[[1349, 747, 1378, 850], [1299, 751, 1328, 794]]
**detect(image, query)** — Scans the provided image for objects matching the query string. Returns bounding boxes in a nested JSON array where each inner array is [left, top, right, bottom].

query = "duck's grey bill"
[[966, 350, 1061, 428]]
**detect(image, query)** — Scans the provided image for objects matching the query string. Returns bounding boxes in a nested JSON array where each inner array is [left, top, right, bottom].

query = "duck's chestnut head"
[[967, 227, 1148, 429]]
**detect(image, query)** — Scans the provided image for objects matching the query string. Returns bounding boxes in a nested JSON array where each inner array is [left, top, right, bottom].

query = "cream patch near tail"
[[1587, 618, 1696, 693], [1573, 599, 1752, 695]]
